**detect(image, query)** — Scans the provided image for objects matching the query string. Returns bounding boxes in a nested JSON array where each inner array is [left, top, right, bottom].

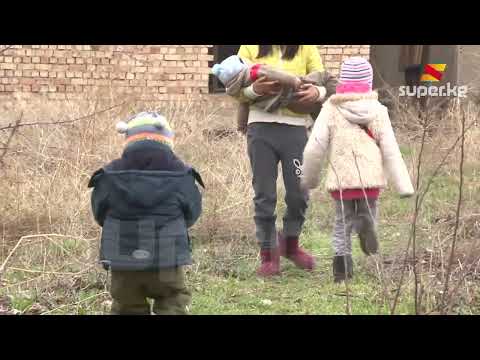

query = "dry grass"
[[0, 91, 479, 315], [0, 92, 256, 314]]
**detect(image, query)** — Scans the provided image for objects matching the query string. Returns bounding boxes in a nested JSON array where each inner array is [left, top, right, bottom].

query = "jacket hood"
[[329, 91, 383, 126], [103, 169, 191, 210]]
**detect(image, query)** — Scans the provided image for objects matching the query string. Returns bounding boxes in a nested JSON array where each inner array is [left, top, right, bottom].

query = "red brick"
[[54, 78, 67, 85], [165, 55, 183, 61], [39, 85, 49, 93], [19, 63, 35, 70], [166, 87, 184, 94], [70, 64, 86, 71], [71, 78, 86, 85], [20, 78, 35, 85], [198, 55, 212, 61], [129, 79, 146, 86]]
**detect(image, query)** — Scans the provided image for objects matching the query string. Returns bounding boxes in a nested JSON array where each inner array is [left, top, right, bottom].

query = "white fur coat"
[[301, 91, 414, 197]]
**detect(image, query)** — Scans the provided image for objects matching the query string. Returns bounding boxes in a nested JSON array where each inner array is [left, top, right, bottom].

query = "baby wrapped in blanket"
[[211, 55, 337, 133]]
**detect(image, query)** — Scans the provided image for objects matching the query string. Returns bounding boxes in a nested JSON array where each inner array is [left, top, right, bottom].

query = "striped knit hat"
[[116, 111, 174, 148], [337, 57, 373, 93]]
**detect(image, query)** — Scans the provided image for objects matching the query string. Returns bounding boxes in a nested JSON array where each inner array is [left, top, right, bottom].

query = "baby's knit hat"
[[116, 111, 174, 148], [211, 55, 247, 86], [337, 57, 373, 93]]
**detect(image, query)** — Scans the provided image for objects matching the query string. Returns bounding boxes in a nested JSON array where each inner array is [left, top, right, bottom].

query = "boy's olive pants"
[[109, 267, 191, 315]]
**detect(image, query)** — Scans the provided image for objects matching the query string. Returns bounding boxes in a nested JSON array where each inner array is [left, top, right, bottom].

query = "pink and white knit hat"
[[337, 57, 373, 93]]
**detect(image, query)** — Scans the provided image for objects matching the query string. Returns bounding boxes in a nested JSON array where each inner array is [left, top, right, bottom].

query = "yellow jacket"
[[236, 45, 326, 125]]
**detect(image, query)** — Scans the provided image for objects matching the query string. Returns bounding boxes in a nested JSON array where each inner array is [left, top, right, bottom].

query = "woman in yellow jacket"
[[237, 45, 331, 277]]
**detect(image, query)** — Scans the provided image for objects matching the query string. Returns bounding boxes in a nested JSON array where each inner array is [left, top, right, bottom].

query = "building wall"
[[0, 45, 370, 101], [317, 45, 370, 75]]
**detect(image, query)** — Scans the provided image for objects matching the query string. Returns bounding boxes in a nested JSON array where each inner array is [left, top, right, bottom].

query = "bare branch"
[[0, 101, 127, 132], [0, 112, 22, 168], [391, 104, 432, 315], [441, 106, 467, 314], [352, 151, 392, 313]]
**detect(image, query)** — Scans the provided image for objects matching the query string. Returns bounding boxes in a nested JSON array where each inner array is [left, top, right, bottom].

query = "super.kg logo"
[[399, 62, 467, 98], [420, 64, 447, 82]]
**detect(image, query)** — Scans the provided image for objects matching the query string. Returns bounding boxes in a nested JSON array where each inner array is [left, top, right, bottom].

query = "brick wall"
[[318, 45, 370, 75], [0, 45, 370, 101], [0, 45, 213, 101]]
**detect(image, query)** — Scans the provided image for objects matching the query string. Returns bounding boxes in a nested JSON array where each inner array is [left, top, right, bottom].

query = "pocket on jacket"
[[101, 217, 156, 271], [156, 217, 190, 267]]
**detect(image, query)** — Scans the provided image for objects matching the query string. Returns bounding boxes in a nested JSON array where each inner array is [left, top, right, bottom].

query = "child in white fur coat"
[[300, 57, 414, 283]]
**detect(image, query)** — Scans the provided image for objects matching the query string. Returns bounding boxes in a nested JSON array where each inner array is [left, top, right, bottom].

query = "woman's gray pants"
[[247, 122, 308, 249]]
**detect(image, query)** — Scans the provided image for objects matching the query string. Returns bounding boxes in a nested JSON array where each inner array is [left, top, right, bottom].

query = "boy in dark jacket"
[[88, 111, 203, 315]]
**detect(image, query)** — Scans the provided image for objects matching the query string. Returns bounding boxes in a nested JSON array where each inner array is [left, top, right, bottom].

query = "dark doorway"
[[209, 45, 241, 93]]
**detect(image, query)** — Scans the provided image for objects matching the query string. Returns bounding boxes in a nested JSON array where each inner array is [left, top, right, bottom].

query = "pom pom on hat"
[[153, 114, 168, 129], [116, 121, 129, 134]]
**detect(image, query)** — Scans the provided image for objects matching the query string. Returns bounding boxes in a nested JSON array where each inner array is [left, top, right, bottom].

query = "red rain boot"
[[257, 248, 280, 277], [278, 232, 316, 271]]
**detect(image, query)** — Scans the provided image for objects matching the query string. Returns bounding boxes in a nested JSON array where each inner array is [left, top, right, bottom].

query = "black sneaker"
[[357, 220, 378, 256], [333, 255, 354, 283]]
